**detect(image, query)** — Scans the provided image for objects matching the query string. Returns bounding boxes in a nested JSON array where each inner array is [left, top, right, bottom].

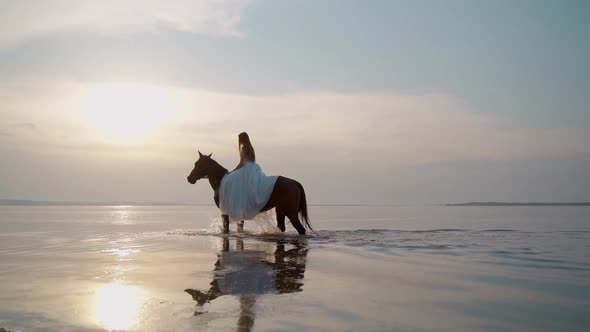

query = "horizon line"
[[0, 199, 589, 207], [0, 199, 408, 207]]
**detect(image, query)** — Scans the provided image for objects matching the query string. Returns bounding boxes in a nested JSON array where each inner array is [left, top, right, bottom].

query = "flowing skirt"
[[219, 162, 278, 222]]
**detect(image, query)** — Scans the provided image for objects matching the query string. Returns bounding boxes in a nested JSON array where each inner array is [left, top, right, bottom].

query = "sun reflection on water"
[[94, 282, 142, 331], [111, 208, 133, 225]]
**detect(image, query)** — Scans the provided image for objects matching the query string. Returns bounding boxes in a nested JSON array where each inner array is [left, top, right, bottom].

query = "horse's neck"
[[208, 176, 222, 192], [208, 161, 228, 192]]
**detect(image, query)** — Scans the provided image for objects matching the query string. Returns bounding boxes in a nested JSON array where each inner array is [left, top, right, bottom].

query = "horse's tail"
[[295, 180, 314, 233]]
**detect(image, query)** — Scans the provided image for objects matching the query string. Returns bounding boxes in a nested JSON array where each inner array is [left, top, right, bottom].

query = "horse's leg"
[[276, 210, 286, 232], [222, 214, 230, 234], [287, 213, 306, 235], [237, 220, 244, 233]]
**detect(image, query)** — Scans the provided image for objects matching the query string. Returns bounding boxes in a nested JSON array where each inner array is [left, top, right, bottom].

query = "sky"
[[0, 0, 589, 205]]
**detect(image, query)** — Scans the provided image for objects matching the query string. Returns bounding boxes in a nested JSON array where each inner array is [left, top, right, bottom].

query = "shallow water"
[[0, 206, 589, 331]]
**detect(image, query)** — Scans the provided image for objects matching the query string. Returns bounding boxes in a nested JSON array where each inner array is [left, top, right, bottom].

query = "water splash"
[[250, 211, 281, 235], [166, 212, 281, 237]]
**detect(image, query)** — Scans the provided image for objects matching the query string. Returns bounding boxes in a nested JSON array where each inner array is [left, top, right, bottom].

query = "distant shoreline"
[[0, 200, 401, 207], [446, 202, 590, 206], [0, 200, 194, 207], [1, 200, 588, 207], [0, 200, 408, 207]]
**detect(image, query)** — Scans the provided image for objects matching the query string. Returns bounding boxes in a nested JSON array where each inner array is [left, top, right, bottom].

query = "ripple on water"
[[166, 227, 590, 273]]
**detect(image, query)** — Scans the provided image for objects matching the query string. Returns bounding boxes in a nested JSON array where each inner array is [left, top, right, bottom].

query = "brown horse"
[[187, 151, 313, 235]]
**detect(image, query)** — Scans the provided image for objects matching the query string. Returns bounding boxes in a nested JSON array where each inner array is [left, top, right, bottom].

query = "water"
[[0, 205, 589, 331]]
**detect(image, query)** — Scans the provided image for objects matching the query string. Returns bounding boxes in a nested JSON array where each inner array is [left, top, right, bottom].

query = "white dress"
[[219, 161, 278, 222]]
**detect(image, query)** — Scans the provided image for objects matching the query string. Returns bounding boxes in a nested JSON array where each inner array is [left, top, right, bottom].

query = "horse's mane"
[[205, 155, 229, 175]]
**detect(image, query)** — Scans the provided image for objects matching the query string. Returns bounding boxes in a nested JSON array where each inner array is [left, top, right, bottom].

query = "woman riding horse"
[[187, 133, 313, 234], [219, 132, 278, 227]]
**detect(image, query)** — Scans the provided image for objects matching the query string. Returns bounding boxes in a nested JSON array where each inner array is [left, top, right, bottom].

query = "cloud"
[[164, 90, 590, 170], [0, 0, 250, 47], [2, 81, 588, 170], [13, 122, 37, 131], [1, 82, 589, 203]]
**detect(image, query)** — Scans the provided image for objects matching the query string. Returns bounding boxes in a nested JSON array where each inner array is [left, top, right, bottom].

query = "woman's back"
[[239, 132, 256, 163]]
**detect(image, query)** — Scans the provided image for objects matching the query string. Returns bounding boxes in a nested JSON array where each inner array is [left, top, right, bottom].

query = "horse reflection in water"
[[185, 237, 309, 331]]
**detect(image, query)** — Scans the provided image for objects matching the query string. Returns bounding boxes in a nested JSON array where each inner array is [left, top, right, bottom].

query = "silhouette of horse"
[[185, 237, 309, 331], [187, 151, 313, 235]]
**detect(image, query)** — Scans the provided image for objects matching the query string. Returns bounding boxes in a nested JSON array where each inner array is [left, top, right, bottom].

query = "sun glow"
[[94, 282, 142, 331], [82, 83, 174, 141]]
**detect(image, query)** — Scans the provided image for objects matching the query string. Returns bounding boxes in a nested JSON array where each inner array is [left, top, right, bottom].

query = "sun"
[[82, 83, 174, 141]]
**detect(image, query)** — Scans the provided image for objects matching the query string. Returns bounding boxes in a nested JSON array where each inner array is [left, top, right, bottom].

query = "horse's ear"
[[198, 150, 203, 157], [208, 153, 212, 158]]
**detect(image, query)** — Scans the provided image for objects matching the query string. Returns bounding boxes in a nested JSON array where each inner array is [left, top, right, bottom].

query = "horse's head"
[[187, 150, 214, 184]]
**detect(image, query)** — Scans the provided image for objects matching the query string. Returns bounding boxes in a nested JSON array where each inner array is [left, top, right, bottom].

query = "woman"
[[231, 132, 256, 172], [219, 132, 278, 222]]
